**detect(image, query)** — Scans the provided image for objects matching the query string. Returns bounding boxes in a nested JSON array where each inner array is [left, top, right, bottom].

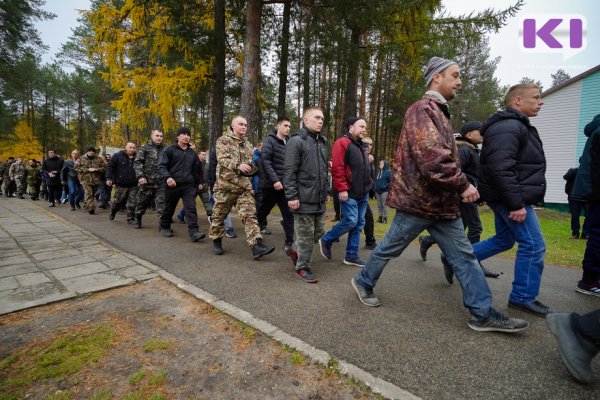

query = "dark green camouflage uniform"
[[209, 129, 262, 246], [134, 140, 165, 218], [1, 161, 15, 196], [75, 155, 106, 211], [25, 164, 42, 199], [9, 161, 27, 197]]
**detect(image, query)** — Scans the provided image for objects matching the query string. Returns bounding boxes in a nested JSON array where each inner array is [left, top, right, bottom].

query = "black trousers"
[[458, 202, 483, 244], [364, 204, 376, 246], [333, 191, 341, 219], [574, 310, 600, 344], [161, 183, 198, 234], [256, 186, 294, 244], [47, 184, 62, 204], [569, 198, 589, 237], [582, 201, 600, 283]]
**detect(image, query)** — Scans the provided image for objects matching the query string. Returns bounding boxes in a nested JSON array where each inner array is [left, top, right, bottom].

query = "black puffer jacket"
[[260, 131, 287, 189], [106, 150, 137, 187], [479, 107, 546, 210], [283, 126, 329, 213]]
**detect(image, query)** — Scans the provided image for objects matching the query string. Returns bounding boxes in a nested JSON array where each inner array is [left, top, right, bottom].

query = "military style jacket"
[[214, 129, 256, 193], [9, 162, 26, 180], [0, 162, 10, 180], [134, 140, 164, 185], [25, 165, 42, 184], [75, 155, 106, 186]]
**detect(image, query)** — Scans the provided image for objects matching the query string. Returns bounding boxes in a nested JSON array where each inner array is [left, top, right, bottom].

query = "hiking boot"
[[547, 313, 599, 384], [160, 228, 174, 237], [441, 254, 453, 284], [189, 231, 206, 242], [109, 211, 116, 221], [319, 238, 332, 260], [508, 300, 555, 318], [133, 216, 142, 229], [351, 278, 380, 307], [343, 257, 366, 267], [252, 239, 275, 260], [467, 308, 529, 333], [575, 281, 600, 297], [213, 238, 224, 255], [418, 235, 435, 261], [225, 227, 237, 238], [481, 264, 500, 278], [296, 267, 318, 283]]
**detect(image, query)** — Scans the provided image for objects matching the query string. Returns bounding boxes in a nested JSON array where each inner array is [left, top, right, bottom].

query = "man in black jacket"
[[42, 150, 64, 207], [472, 83, 554, 318], [563, 166, 588, 239], [256, 116, 295, 253], [106, 142, 138, 223], [283, 107, 329, 283], [157, 127, 205, 242]]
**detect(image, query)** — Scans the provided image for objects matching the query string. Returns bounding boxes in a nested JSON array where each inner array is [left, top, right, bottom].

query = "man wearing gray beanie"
[[351, 56, 529, 333]]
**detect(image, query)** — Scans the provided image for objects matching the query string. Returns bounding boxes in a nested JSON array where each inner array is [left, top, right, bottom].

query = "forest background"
[[0, 0, 573, 162]]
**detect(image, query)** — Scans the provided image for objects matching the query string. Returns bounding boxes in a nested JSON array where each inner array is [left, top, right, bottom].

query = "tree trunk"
[[277, 1, 291, 118], [302, 12, 311, 111], [239, 0, 263, 144], [343, 27, 361, 120], [209, 0, 226, 150]]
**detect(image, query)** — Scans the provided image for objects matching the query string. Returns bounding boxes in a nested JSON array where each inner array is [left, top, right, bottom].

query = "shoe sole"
[[575, 287, 600, 297], [297, 272, 318, 283], [351, 278, 380, 307], [507, 302, 550, 318], [343, 259, 365, 267], [319, 239, 331, 260], [467, 322, 528, 333]]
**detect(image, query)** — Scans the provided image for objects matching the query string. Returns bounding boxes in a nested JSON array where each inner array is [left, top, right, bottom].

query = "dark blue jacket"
[[106, 150, 137, 187], [572, 114, 600, 202], [375, 160, 391, 194]]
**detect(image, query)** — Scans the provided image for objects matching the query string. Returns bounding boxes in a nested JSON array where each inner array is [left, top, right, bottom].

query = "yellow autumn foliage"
[[0, 119, 43, 161]]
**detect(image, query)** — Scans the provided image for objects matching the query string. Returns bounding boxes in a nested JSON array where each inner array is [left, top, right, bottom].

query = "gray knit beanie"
[[423, 57, 458, 87]]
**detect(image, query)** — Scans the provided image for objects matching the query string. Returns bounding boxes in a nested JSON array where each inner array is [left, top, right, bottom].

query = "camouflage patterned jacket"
[[134, 140, 164, 185], [386, 93, 469, 220], [25, 165, 42, 184], [0, 162, 13, 180], [9, 161, 26, 180], [75, 155, 106, 186], [214, 129, 256, 193]]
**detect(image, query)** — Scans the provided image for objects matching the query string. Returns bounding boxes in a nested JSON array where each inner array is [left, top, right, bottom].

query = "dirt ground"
[[0, 279, 382, 400]]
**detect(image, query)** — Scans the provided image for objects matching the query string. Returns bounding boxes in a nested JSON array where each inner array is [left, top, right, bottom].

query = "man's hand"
[[88, 168, 96, 172], [61, 181, 66, 186], [368, 154, 374, 163], [288, 200, 300, 210], [508, 208, 527, 223], [166, 177, 176, 188], [273, 182, 283, 191], [238, 163, 252, 174], [460, 184, 480, 204], [338, 191, 349, 202], [138, 177, 147, 185], [198, 184, 203, 190], [106, 180, 113, 187]]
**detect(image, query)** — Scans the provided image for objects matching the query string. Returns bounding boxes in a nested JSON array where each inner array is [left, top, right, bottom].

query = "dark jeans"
[[458, 202, 483, 244], [161, 183, 199, 234], [47, 184, 62, 204], [569, 198, 589, 237], [582, 201, 600, 283], [67, 178, 84, 206], [256, 186, 294, 244], [364, 204, 376, 246], [333, 191, 341, 219], [574, 310, 600, 345]]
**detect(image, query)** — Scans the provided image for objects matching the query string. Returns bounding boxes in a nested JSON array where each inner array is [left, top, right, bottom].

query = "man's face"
[[28, 159, 35, 166], [436, 65, 462, 101], [362, 138, 373, 154], [48, 151, 55, 158], [87, 151, 95, 157], [349, 119, 367, 141], [17, 157, 23, 163], [151, 130, 164, 144], [379, 160, 384, 169], [516, 88, 544, 117], [277, 120, 291, 137], [466, 130, 483, 145], [178, 133, 191, 145], [232, 118, 248, 137], [198, 151, 206, 161], [303, 110, 324, 133], [125, 143, 137, 156], [71, 151, 79, 160]]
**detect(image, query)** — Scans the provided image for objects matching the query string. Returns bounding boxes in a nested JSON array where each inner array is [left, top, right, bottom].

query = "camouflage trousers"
[[2, 179, 15, 196], [134, 183, 165, 217], [111, 186, 139, 219], [81, 182, 100, 211], [293, 212, 326, 271], [13, 178, 26, 196], [209, 189, 261, 246], [27, 181, 40, 198]]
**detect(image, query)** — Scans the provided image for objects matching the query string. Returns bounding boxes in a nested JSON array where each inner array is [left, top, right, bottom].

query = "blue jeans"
[[322, 195, 369, 259], [472, 203, 545, 304], [67, 178, 84, 206], [355, 210, 492, 320]]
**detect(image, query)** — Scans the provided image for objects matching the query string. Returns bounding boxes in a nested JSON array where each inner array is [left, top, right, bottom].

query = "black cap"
[[177, 127, 191, 136], [460, 121, 483, 136], [86, 146, 96, 153]]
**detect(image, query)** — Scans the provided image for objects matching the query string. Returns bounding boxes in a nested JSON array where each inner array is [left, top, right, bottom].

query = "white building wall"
[[531, 81, 581, 205]]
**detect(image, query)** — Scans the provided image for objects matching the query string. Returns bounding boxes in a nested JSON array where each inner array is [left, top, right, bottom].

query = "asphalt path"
[[46, 202, 598, 399]]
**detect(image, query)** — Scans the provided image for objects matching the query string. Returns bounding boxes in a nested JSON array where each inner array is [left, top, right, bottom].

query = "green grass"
[[142, 339, 170, 353], [128, 370, 146, 385], [0, 324, 115, 400], [148, 371, 166, 386], [289, 350, 305, 365], [90, 389, 112, 400], [234, 321, 256, 340]]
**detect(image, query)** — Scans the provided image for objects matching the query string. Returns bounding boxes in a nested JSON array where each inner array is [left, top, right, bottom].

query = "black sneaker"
[[319, 238, 332, 260], [467, 308, 529, 333], [351, 278, 380, 307], [575, 281, 600, 297], [508, 300, 555, 318], [343, 257, 366, 267], [160, 228, 174, 237], [296, 268, 318, 283], [189, 231, 206, 242], [252, 239, 275, 260]]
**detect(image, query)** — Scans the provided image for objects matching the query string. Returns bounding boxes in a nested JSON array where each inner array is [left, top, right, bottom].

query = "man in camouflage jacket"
[[25, 159, 42, 200], [1, 157, 16, 197], [133, 129, 165, 228], [75, 146, 106, 214], [9, 157, 27, 198], [209, 116, 274, 259]]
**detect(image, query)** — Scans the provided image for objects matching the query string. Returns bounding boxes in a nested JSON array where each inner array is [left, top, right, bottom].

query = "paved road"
[[39, 201, 599, 399]]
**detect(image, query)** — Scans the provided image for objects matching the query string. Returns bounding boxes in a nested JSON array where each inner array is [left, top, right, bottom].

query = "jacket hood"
[[481, 107, 530, 136], [584, 114, 600, 137], [455, 136, 478, 149]]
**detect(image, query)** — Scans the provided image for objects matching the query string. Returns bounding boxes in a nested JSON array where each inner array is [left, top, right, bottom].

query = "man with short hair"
[[351, 57, 528, 333], [61, 150, 84, 210], [283, 107, 329, 283], [0, 157, 15, 197], [75, 146, 106, 214], [42, 150, 64, 207], [8, 157, 26, 199], [157, 127, 205, 242], [319, 118, 373, 267], [177, 150, 212, 223], [209, 116, 274, 259], [133, 129, 165, 228], [25, 159, 42, 200], [472, 83, 553, 318], [106, 142, 139, 223], [256, 116, 295, 253], [361, 136, 377, 250]]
